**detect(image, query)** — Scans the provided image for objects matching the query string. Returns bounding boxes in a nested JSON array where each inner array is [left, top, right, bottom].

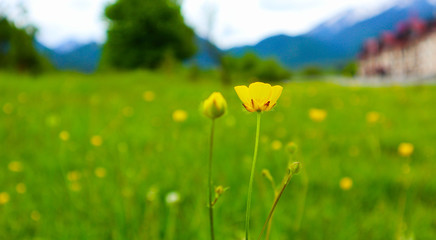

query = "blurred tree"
[[342, 61, 358, 77], [221, 52, 291, 82], [0, 16, 51, 74], [102, 0, 197, 69], [302, 65, 323, 77]]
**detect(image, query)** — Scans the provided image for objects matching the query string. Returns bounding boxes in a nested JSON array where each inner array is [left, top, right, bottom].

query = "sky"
[[0, 0, 395, 49]]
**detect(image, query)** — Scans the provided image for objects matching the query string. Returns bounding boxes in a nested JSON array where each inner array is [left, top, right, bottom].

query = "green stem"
[[208, 119, 216, 240], [258, 173, 294, 240], [245, 112, 262, 240]]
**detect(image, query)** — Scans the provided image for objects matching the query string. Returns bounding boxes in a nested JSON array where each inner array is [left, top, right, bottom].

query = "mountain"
[[227, 34, 342, 67], [36, 41, 102, 73], [227, 0, 436, 68]]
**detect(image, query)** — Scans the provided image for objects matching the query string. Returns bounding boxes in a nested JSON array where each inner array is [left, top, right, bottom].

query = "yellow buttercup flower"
[[398, 143, 414, 157], [366, 111, 380, 124], [309, 108, 327, 122], [271, 140, 282, 150], [172, 110, 188, 122], [8, 161, 23, 172], [234, 82, 283, 112], [339, 177, 353, 190], [91, 135, 103, 147], [202, 92, 227, 119]]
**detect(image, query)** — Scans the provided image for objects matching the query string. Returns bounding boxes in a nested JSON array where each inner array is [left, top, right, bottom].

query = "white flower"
[[165, 191, 180, 205]]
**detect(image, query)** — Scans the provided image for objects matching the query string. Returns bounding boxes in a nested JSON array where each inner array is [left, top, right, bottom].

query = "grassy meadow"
[[1, 70, 436, 239]]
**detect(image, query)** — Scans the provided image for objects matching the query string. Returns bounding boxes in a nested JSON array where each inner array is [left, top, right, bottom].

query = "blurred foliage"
[[302, 65, 324, 78], [342, 61, 358, 77], [222, 52, 292, 83], [0, 17, 51, 74], [102, 0, 197, 69]]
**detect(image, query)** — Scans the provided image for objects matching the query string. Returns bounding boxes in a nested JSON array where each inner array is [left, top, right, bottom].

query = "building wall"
[[359, 31, 436, 79]]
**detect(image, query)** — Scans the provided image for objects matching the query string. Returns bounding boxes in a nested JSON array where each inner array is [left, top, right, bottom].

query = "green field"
[[1, 71, 435, 239]]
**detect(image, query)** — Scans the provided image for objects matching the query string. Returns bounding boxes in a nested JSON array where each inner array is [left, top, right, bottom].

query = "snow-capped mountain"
[[53, 40, 85, 54], [310, 0, 436, 39], [228, 0, 436, 68]]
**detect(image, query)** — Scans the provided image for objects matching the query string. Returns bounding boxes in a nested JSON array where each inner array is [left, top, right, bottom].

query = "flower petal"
[[234, 85, 251, 106], [248, 82, 272, 107], [265, 85, 283, 111]]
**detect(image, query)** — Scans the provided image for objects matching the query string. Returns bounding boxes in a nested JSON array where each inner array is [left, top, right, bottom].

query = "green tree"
[[103, 0, 197, 69], [342, 61, 358, 77], [0, 16, 51, 73]]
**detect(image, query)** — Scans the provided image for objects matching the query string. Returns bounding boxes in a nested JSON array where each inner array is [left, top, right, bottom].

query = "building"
[[358, 17, 436, 79]]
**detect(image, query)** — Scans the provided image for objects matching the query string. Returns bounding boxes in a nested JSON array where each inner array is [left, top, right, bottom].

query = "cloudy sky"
[[1, 0, 396, 49]]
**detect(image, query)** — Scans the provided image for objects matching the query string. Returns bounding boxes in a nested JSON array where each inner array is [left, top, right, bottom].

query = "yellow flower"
[[202, 92, 227, 119], [69, 182, 82, 192], [0, 192, 10, 204], [3, 103, 13, 114], [91, 135, 103, 147], [172, 110, 188, 122], [67, 171, 81, 181], [31, 210, 41, 221], [271, 140, 282, 150], [366, 111, 380, 124], [8, 161, 23, 172], [339, 177, 353, 190], [59, 131, 70, 141], [234, 82, 283, 112], [143, 91, 155, 102], [309, 108, 327, 122], [398, 143, 414, 157], [95, 167, 107, 178], [122, 106, 134, 117], [16, 183, 27, 194]]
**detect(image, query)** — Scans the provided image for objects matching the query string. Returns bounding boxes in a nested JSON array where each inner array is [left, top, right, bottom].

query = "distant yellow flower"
[[202, 92, 227, 119], [95, 167, 107, 178], [8, 161, 23, 172], [67, 171, 81, 182], [31, 210, 41, 221], [16, 183, 26, 194], [234, 82, 283, 112], [59, 131, 70, 141], [0, 192, 10, 204], [91, 135, 103, 146], [143, 91, 155, 102], [271, 140, 283, 150], [366, 111, 380, 124], [309, 108, 327, 122], [122, 106, 134, 117], [18, 93, 27, 103], [172, 110, 188, 122], [3, 103, 13, 114], [69, 182, 81, 192], [339, 177, 353, 190], [398, 143, 414, 157]]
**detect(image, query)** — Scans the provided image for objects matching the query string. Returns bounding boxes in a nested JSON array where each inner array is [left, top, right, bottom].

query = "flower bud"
[[202, 92, 227, 119], [289, 162, 301, 174], [215, 185, 224, 195]]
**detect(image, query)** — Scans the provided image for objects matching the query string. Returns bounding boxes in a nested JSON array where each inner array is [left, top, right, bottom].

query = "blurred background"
[[0, 0, 435, 239]]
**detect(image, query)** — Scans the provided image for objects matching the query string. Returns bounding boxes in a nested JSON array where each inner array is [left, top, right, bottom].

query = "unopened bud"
[[286, 142, 298, 155], [202, 92, 227, 119], [289, 162, 301, 174], [215, 185, 224, 195]]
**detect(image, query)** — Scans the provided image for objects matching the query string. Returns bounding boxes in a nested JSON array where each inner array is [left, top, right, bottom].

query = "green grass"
[[1, 70, 435, 239]]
